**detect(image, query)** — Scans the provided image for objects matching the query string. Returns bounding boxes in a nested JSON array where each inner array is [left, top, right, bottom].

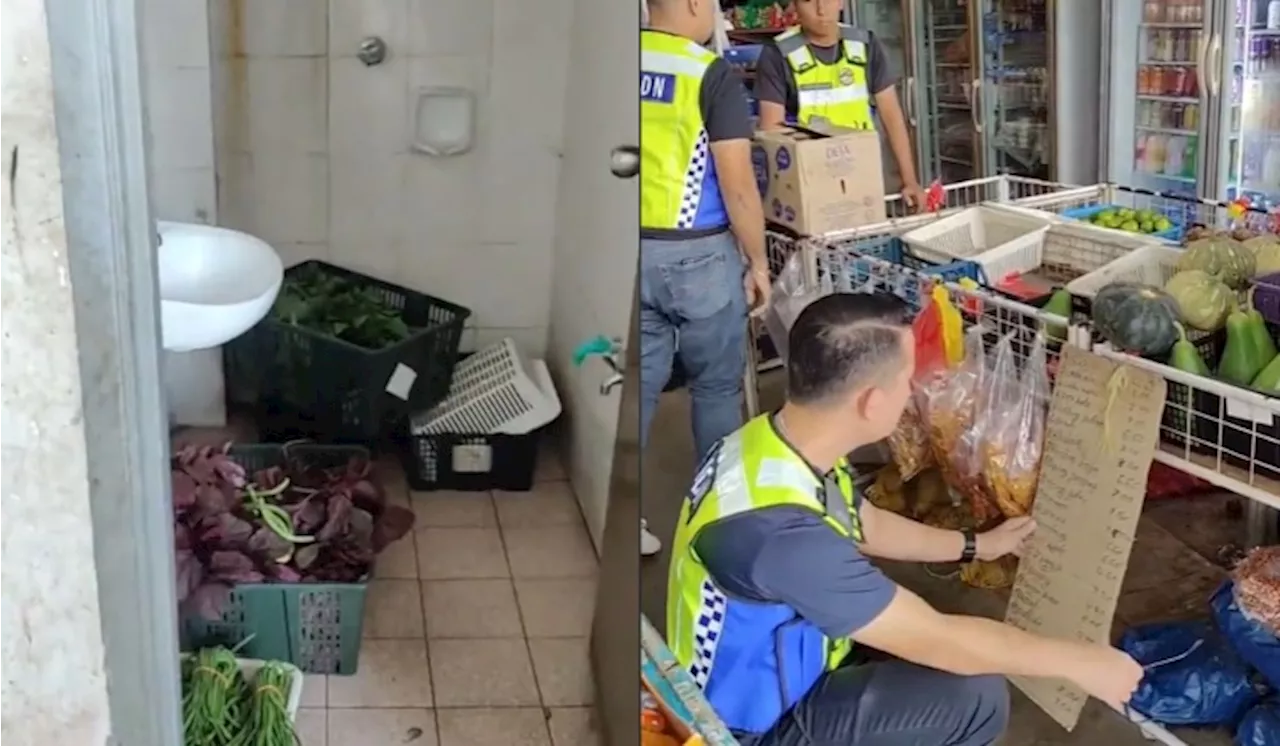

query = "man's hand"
[[744, 264, 771, 317], [901, 181, 927, 213], [1065, 644, 1144, 711], [975, 516, 1036, 561]]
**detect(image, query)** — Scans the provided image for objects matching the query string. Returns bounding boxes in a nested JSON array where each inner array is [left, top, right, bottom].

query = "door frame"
[[42, 0, 183, 743]]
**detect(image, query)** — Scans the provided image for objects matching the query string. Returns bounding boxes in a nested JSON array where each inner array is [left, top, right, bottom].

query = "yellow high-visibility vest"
[[774, 25, 876, 131]]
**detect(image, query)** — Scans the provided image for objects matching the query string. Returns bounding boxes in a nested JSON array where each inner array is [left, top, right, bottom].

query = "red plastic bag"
[[887, 302, 946, 480], [912, 298, 948, 378]]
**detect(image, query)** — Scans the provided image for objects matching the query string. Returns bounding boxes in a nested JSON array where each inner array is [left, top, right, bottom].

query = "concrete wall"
[[1, 1, 113, 744]]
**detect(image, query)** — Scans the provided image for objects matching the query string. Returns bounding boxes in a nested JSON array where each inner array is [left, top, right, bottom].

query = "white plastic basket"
[[411, 338, 561, 436], [996, 221, 1163, 283], [901, 205, 1052, 282], [1064, 243, 1185, 300]]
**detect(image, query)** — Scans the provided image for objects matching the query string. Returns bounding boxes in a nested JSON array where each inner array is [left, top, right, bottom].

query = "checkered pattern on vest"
[[688, 578, 728, 687], [675, 130, 710, 230]]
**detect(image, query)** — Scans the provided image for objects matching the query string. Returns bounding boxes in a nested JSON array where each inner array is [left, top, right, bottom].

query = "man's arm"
[[702, 59, 768, 272], [866, 34, 922, 194], [728, 507, 1142, 711], [752, 44, 791, 130], [857, 501, 965, 562]]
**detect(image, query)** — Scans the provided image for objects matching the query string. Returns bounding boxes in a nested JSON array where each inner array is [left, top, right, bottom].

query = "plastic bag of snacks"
[[1234, 547, 1280, 635], [886, 299, 950, 481], [960, 556, 1019, 590], [917, 324, 989, 511], [979, 333, 1050, 519]]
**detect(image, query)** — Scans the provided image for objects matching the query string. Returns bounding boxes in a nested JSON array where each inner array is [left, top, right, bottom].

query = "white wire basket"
[[411, 338, 561, 436], [901, 205, 1053, 281], [1063, 243, 1184, 301], [985, 221, 1164, 299]]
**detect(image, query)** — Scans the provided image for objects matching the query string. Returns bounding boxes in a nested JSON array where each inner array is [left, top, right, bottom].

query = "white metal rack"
[[751, 178, 1278, 746]]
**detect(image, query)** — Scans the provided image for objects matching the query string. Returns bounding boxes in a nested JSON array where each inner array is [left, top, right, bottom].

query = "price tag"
[[1225, 398, 1276, 426], [452, 444, 493, 473], [385, 363, 418, 401]]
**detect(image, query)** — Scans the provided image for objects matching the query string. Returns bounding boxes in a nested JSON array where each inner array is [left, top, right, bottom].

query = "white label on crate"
[[452, 444, 493, 473], [1225, 398, 1276, 426], [385, 363, 418, 400]]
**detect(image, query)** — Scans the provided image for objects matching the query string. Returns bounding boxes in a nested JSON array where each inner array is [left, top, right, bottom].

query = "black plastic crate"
[[224, 261, 470, 441], [400, 429, 543, 492]]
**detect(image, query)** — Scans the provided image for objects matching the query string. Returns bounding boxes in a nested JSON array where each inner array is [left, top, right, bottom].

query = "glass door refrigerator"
[[1104, 0, 1215, 207], [975, 0, 1053, 180], [1211, 0, 1280, 210], [913, 0, 986, 184]]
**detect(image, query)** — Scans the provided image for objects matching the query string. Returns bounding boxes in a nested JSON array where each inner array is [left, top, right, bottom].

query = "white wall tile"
[[406, 0, 494, 58], [400, 243, 552, 328], [150, 167, 217, 224], [329, 56, 409, 157], [238, 0, 328, 57], [141, 0, 211, 69], [479, 135, 560, 246], [329, 153, 407, 249], [468, 327, 549, 357], [273, 241, 331, 267], [223, 58, 328, 155], [490, 0, 572, 153], [327, 240, 402, 285], [330, 0, 409, 59], [235, 153, 330, 244], [401, 148, 482, 250], [145, 67, 216, 169]]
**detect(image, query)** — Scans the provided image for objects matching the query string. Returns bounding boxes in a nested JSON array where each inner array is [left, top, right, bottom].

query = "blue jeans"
[[639, 231, 748, 463]]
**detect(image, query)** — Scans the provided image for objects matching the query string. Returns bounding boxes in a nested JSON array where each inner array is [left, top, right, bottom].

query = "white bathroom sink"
[[157, 221, 283, 352]]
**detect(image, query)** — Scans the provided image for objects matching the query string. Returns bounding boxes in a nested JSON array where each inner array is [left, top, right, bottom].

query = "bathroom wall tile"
[[235, 153, 329, 244], [406, 54, 489, 95], [150, 167, 217, 224], [490, 0, 572, 155], [145, 67, 216, 170], [273, 241, 330, 268], [401, 243, 553, 329], [329, 153, 407, 250], [406, 0, 494, 58], [238, 0, 328, 58], [479, 137, 560, 247], [469, 327, 550, 358], [329, 0, 408, 60], [401, 149, 483, 250], [226, 58, 328, 155], [329, 56, 409, 158], [328, 241, 403, 287], [141, 0, 211, 69], [215, 151, 254, 232]]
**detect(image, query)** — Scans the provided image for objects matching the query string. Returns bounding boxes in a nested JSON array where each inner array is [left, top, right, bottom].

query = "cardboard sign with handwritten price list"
[[1004, 347, 1167, 731]]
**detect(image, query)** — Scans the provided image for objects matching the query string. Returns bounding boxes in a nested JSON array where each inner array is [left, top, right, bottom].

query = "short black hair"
[[786, 292, 913, 404]]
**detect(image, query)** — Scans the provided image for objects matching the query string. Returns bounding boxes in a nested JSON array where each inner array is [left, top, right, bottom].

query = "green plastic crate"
[[181, 582, 368, 675], [178, 443, 373, 674]]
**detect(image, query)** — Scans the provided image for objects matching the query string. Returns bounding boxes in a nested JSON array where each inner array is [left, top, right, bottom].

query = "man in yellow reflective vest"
[[755, 0, 926, 211], [666, 292, 1144, 744], [640, 0, 771, 556]]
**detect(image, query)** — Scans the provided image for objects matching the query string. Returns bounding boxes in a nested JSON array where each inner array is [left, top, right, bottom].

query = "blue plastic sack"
[[1213, 581, 1280, 689], [1236, 700, 1280, 746], [1119, 621, 1259, 726]]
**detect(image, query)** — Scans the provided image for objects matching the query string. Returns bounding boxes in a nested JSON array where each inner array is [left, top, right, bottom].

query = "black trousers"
[[736, 660, 1010, 746]]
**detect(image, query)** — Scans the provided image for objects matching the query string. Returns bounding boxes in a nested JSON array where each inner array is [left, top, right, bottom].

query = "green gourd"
[[1041, 288, 1072, 343], [1178, 235, 1256, 289], [1163, 269, 1234, 331], [1219, 309, 1271, 386], [1167, 324, 1210, 377], [1251, 354, 1280, 393]]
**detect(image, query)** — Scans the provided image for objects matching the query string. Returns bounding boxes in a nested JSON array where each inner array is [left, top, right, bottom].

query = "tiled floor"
[[231, 438, 599, 745]]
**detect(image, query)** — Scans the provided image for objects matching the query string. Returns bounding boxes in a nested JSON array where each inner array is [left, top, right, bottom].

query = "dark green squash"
[[1091, 282, 1182, 357]]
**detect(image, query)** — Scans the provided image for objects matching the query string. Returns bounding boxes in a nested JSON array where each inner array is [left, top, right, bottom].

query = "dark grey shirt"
[[693, 504, 897, 639], [642, 31, 755, 241], [753, 30, 896, 122]]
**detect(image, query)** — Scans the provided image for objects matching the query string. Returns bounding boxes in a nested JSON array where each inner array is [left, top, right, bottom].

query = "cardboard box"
[[752, 124, 887, 237]]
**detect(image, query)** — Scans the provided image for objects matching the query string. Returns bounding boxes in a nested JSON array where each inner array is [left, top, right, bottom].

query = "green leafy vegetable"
[[271, 265, 412, 349]]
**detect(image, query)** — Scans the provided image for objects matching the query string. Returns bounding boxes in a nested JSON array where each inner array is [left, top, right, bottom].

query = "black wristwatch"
[[959, 529, 978, 563]]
